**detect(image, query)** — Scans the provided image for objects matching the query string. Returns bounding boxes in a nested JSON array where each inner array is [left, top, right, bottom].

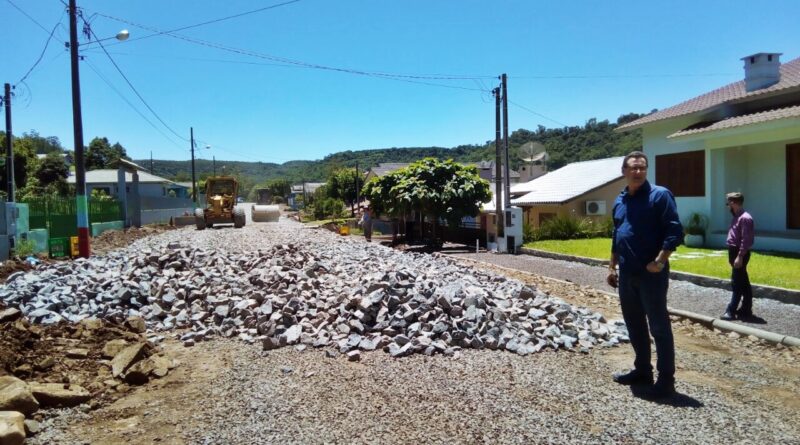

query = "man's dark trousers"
[[618, 268, 675, 380], [726, 247, 753, 316]]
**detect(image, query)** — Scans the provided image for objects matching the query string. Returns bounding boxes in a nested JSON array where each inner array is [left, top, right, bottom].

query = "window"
[[655, 150, 705, 197], [788, 144, 800, 229]]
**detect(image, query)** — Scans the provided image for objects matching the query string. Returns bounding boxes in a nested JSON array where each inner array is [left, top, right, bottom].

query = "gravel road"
[[16, 218, 800, 444], [448, 251, 800, 339]]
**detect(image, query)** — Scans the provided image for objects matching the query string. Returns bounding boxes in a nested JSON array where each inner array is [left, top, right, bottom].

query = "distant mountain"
[[136, 113, 645, 187]]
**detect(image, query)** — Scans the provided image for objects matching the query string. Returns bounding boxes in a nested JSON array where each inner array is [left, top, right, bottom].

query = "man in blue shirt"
[[607, 151, 683, 399]]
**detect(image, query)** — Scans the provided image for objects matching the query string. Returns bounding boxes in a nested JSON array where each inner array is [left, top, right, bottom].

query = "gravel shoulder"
[[449, 251, 800, 339], [14, 220, 800, 444]]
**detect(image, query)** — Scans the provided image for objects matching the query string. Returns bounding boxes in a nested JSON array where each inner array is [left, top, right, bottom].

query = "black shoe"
[[736, 310, 753, 320], [645, 378, 675, 399], [720, 312, 735, 321], [613, 369, 654, 386]]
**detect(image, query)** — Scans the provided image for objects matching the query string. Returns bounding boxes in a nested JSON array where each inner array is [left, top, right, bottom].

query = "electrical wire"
[[84, 58, 186, 152], [511, 73, 737, 80], [508, 100, 567, 127], [15, 13, 65, 86], [5, 0, 52, 34], [91, 12, 495, 84], [81, 14, 190, 143], [84, 0, 304, 48], [194, 140, 297, 163]]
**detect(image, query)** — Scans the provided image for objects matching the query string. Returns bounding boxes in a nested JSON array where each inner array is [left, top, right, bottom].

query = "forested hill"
[[137, 112, 646, 184]]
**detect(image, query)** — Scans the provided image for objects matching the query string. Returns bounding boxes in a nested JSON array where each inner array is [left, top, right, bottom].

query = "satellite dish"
[[519, 141, 548, 172]]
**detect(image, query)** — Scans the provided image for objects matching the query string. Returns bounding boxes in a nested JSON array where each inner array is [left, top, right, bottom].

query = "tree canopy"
[[86, 137, 130, 170], [362, 158, 491, 229]]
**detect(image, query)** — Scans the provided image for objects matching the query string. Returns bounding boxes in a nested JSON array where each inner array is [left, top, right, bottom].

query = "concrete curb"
[[447, 254, 800, 348], [518, 247, 800, 306]]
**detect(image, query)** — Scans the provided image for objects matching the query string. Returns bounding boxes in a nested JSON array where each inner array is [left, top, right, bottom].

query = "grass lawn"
[[525, 238, 800, 290]]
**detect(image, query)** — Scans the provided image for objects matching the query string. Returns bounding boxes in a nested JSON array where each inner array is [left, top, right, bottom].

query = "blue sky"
[[2, 0, 799, 163]]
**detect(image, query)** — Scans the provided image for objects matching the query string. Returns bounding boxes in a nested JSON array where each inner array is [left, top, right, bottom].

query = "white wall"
[[642, 118, 800, 252]]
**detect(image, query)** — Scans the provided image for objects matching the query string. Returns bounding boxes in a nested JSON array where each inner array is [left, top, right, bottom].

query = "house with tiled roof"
[[618, 53, 800, 252], [484, 156, 625, 228]]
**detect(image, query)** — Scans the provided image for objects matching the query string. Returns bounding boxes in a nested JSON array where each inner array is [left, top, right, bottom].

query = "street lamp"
[[69, 0, 129, 258]]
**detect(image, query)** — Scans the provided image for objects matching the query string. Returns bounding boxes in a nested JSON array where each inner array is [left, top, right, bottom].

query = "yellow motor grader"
[[194, 176, 246, 229]]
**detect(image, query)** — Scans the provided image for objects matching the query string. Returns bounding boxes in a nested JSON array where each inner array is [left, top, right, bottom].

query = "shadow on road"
[[630, 385, 704, 408]]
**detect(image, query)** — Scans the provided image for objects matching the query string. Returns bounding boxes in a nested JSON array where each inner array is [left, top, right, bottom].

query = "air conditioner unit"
[[585, 200, 606, 216]]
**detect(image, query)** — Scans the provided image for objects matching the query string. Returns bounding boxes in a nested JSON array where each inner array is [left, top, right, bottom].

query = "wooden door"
[[788, 144, 800, 229]]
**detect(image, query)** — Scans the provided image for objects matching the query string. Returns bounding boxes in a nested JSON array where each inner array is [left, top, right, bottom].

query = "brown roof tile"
[[667, 104, 800, 138], [618, 56, 800, 130]]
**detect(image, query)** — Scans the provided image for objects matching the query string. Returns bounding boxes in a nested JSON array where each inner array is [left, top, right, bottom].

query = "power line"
[[5, 0, 51, 34], [84, 58, 186, 152], [508, 100, 567, 127], [85, 0, 304, 49], [15, 13, 65, 86], [81, 14, 189, 142], [511, 72, 737, 80], [91, 12, 495, 84]]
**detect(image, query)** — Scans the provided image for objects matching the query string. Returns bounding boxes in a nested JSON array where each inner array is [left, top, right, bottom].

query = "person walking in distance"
[[359, 206, 373, 242], [607, 151, 683, 399], [721, 192, 755, 321]]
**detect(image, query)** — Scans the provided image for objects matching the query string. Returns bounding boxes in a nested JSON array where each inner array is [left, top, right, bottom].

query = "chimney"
[[741, 52, 782, 92]]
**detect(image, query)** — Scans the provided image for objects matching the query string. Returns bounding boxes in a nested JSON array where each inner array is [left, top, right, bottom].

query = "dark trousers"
[[726, 247, 753, 316], [618, 269, 675, 380]]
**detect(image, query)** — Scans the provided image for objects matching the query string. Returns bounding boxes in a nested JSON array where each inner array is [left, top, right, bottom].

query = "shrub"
[[14, 238, 37, 258], [538, 215, 592, 240], [523, 222, 537, 243], [272, 196, 285, 204], [313, 198, 345, 220]]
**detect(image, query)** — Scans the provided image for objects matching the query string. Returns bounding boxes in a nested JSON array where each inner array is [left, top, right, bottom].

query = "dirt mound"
[[0, 258, 35, 284], [0, 315, 161, 408], [92, 224, 177, 255]]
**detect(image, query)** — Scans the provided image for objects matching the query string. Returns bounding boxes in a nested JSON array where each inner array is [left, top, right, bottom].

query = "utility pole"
[[190, 127, 196, 204], [355, 161, 360, 212], [501, 73, 511, 210], [4, 83, 14, 202], [150, 151, 153, 173], [493, 87, 504, 240], [69, 0, 90, 258]]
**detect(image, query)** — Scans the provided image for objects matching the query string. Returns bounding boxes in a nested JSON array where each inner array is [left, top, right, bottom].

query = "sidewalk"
[[444, 249, 800, 341]]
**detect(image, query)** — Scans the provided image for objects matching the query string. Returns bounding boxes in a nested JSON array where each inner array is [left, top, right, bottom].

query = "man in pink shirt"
[[721, 192, 755, 320]]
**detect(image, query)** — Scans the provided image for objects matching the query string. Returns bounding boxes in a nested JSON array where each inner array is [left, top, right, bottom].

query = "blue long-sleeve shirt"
[[612, 180, 683, 274]]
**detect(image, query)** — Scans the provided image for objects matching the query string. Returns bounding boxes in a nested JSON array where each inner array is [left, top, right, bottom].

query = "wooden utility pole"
[[355, 161, 360, 212]]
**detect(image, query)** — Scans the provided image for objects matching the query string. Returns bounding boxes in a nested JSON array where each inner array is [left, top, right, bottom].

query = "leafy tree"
[[327, 168, 364, 215], [86, 137, 129, 169], [362, 158, 491, 240], [90, 188, 114, 201], [21, 130, 65, 155], [0, 132, 38, 192], [248, 178, 291, 201], [35, 152, 69, 186]]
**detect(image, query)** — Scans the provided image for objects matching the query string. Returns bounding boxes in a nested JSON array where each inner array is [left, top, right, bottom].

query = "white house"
[[617, 53, 800, 252], [69, 170, 190, 199], [68, 168, 192, 226], [503, 156, 625, 228]]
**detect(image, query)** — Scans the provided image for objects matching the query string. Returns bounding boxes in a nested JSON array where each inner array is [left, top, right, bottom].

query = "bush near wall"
[[523, 215, 614, 242]]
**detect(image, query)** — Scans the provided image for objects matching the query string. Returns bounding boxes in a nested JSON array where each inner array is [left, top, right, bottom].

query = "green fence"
[[21, 197, 124, 239]]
